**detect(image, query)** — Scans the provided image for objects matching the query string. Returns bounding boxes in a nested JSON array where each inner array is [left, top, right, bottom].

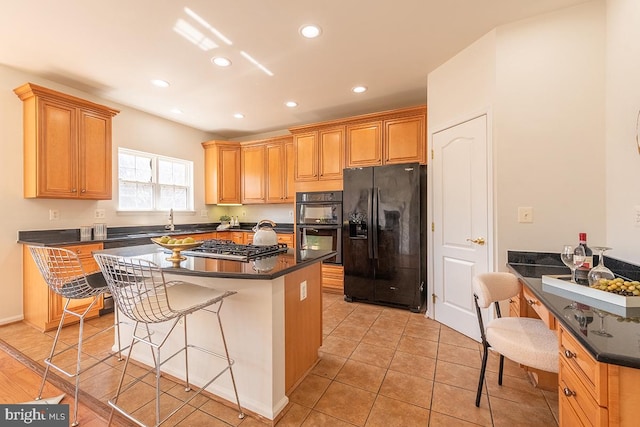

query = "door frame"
[[426, 108, 495, 320]]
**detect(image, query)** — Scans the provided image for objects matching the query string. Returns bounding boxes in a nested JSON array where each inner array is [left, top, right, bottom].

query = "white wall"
[[605, 0, 640, 263], [0, 65, 217, 324], [428, 1, 607, 270]]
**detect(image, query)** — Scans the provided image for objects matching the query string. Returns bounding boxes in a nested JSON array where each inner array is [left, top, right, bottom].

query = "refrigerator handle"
[[367, 188, 374, 259], [372, 187, 379, 259]]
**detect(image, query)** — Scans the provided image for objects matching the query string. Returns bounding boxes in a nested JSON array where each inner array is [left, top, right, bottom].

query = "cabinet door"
[[318, 127, 344, 180], [294, 132, 318, 181], [384, 115, 426, 165], [242, 144, 266, 204], [37, 98, 77, 198], [266, 142, 285, 203], [218, 145, 241, 204], [78, 109, 112, 199], [345, 121, 382, 167], [284, 140, 295, 202]]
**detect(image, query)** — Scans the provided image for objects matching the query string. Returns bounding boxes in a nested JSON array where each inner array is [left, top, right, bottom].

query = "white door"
[[432, 115, 490, 341]]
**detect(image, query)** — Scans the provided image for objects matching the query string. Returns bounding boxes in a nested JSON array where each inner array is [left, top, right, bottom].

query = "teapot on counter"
[[252, 219, 278, 246]]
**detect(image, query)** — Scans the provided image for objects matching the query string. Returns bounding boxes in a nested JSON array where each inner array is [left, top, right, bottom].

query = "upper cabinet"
[[291, 126, 344, 192], [202, 141, 241, 204], [265, 136, 295, 204], [241, 143, 266, 204], [345, 106, 426, 168], [14, 83, 119, 199]]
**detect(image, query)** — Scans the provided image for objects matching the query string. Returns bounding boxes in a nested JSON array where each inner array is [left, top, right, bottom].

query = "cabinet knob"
[[81, 189, 86, 193], [72, 188, 77, 192], [564, 349, 576, 359], [563, 387, 576, 397]]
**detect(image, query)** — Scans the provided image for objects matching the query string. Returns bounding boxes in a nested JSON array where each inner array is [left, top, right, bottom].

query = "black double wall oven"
[[296, 191, 342, 265]]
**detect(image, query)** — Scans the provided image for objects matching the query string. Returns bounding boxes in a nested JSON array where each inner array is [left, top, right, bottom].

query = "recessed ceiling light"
[[151, 79, 170, 88], [300, 25, 322, 39], [352, 86, 368, 94], [285, 101, 298, 108], [171, 108, 183, 114], [211, 57, 232, 67], [233, 113, 244, 119]]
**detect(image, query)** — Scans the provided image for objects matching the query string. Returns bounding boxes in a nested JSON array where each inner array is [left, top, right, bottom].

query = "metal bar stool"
[[94, 253, 244, 426], [28, 245, 127, 427]]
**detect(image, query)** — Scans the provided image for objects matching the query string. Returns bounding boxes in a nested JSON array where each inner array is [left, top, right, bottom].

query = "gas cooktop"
[[180, 239, 288, 261]]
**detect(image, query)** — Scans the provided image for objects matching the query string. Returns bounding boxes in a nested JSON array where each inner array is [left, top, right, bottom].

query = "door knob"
[[466, 237, 486, 245]]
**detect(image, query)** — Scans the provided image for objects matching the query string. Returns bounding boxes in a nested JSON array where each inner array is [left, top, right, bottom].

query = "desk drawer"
[[559, 358, 608, 427], [522, 285, 556, 329], [559, 325, 608, 406]]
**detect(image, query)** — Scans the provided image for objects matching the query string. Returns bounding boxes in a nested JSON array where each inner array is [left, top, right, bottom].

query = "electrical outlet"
[[242, 210, 246, 217], [289, 210, 294, 218], [517, 207, 533, 223], [49, 209, 59, 220], [94, 209, 105, 219], [300, 280, 307, 301], [200, 209, 209, 218]]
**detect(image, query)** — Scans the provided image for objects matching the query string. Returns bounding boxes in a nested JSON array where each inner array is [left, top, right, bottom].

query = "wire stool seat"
[[94, 253, 244, 426], [28, 245, 127, 427]]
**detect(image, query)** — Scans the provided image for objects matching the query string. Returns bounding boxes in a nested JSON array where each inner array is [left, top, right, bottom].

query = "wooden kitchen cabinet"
[[14, 83, 119, 200], [265, 137, 295, 204], [241, 143, 266, 204], [292, 127, 344, 182], [384, 113, 426, 165], [202, 141, 241, 204], [22, 242, 104, 332], [345, 121, 383, 167]]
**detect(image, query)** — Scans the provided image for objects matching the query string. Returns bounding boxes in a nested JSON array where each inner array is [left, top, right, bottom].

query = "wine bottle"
[[575, 232, 593, 285]]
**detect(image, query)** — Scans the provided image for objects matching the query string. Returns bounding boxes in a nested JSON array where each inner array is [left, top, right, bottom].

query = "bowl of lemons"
[[151, 236, 203, 266]]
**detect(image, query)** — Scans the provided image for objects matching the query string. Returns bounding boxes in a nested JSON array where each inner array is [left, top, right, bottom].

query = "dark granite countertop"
[[507, 250, 640, 369], [17, 223, 295, 248], [95, 244, 333, 280]]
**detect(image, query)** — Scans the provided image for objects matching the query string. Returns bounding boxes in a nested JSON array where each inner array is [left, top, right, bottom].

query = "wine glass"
[[588, 246, 615, 286], [561, 245, 586, 284], [591, 308, 613, 337]]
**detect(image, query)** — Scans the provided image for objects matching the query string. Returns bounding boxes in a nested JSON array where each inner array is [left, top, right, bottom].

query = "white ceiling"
[[1, 0, 588, 139]]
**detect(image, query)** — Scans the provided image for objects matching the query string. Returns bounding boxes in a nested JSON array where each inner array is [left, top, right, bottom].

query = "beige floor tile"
[[311, 352, 346, 380], [434, 359, 482, 392], [371, 317, 407, 335], [490, 394, 558, 427], [397, 334, 438, 359], [403, 321, 441, 342], [360, 326, 402, 348], [438, 326, 481, 350], [174, 408, 231, 426], [274, 402, 312, 426], [131, 392, 196, 426], [428, 411, 484, 426], [484, 371, 548, 406], [436, 342, 482, 369], [314, 381, 376, 426], [388, 350, 436, 380], [378, 307, 411, 323], [378, 369, 433, 409], [329, 323, 370, 342], [365, 395, 430, 427], [288, 374, 331, 408], [349, 341, 396, 369], [430, 382, 492, 426], [319, 335, 358, 358], [542, 389, 560, 424], [485, 349, 530, 380], [334, 359, 387, 393], [300, 410, 355, 427]]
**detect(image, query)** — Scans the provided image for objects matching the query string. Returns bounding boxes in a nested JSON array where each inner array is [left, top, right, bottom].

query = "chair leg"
[[476, 342, 489, 407], [216, 309, 244, 419], [183, 315, 191, 392], [498, 354, 505, 386]]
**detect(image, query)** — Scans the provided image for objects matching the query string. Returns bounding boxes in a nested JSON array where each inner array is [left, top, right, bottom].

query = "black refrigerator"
[[343, 163, 426, 312]]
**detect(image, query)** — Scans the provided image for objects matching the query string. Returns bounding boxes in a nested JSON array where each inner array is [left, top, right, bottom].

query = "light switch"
[[518, 207, 533, 223]]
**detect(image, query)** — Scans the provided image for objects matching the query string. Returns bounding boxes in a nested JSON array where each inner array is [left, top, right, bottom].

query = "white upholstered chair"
[[473, 272, 558, 407]]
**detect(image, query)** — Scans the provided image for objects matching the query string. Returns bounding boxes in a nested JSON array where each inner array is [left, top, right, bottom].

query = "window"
[[118, 148, 194, 211]]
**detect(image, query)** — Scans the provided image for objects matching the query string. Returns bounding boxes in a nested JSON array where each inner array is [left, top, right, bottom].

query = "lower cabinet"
[[22, 242, 104, 332], [322, 264, 344, 294]]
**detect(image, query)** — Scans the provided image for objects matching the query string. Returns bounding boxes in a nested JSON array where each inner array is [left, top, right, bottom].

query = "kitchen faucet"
[[165, 208, 175, 231]]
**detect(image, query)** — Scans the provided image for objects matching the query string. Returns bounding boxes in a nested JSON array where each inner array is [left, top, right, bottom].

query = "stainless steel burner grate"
[[181, 239, 288, 261]]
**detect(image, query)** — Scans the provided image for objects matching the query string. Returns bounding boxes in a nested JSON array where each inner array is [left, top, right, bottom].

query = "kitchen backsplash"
[[210, 204, 294, 225]]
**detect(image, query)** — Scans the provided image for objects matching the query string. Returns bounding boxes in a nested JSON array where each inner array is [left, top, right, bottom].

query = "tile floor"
[[0, 293, 558, 426]]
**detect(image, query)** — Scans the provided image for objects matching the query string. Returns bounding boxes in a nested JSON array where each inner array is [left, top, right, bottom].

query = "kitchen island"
[[95, 244, 335, 423], [507, 251, 640, 426]]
